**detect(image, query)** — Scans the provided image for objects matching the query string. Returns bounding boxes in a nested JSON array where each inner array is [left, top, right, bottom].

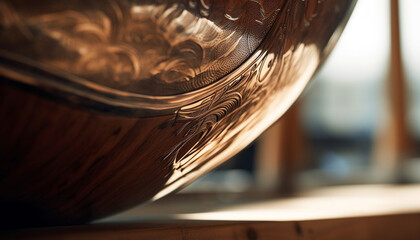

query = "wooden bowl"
[[0, 0, 355, 228]]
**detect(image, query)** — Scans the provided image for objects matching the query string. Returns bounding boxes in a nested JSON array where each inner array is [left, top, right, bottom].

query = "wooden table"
[[3, 185, 420, 239]]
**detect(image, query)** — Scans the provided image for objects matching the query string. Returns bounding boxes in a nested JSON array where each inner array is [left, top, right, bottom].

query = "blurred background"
[[180, 0, 420, 195]]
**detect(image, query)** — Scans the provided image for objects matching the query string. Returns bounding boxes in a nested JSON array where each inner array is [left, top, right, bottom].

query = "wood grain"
[[2, 213, 420, 240], [3, 184, 420, 239], [0, 83, 179, 228], [0, 0, 357, 228]]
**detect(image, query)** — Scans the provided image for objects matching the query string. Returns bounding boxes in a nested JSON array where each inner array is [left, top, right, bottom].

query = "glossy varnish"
[[0, 0, 355, 228]]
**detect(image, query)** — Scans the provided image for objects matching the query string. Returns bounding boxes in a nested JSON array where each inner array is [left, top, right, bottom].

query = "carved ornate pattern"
[[0, 0, 281, 95], [0, 0, 355, 191], [156, 0, 355, 194], [0, 0, 356, 223]]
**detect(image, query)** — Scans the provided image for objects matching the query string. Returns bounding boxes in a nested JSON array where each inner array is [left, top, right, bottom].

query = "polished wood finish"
[[0, 83, 177, 228], [0, 0, 356, 228]]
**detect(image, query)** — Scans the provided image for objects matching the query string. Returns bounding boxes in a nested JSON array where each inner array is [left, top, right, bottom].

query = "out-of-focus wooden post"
[[256, 101, 306, 194], [374, 0, 413, 176], [277, 101, 306, 194], [256, 119, 282, 192], [389, 0, 412, 159]]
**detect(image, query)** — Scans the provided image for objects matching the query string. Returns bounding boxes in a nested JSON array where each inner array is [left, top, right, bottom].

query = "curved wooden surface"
[[0, 83, 176, 227], [0, 0, 356, 228]]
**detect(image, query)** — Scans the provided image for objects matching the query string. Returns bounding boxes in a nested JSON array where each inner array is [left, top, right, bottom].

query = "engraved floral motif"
[[0, 0, 281, 95], [160, 51, 267, 172], [156, 0, 355, 192], [0, 0, 355, 224]]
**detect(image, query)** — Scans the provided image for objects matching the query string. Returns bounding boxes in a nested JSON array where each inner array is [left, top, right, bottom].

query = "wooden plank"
[[2, 185, 420, 239], [3, 214, 420, 240]]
